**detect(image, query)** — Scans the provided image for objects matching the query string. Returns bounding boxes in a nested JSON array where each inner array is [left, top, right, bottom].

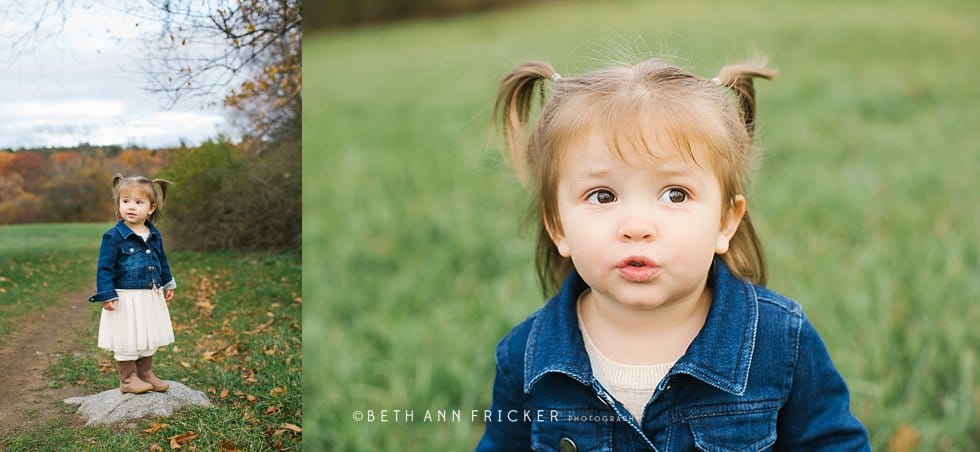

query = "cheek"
[[556, 213, 605, 256]]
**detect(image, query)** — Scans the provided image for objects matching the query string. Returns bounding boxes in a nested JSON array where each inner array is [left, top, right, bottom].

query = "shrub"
[[160, 139, 300, 251]]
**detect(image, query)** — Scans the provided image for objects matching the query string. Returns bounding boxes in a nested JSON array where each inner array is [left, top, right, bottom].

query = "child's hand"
[[103, 301, 116, 311], [164, 289, 175, 301]]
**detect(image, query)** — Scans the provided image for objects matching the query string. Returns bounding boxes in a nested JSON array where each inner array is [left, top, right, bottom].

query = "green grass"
[[306, 0, 980, 450], [0, 225, 302, 450], [0, 223, 107, 336]]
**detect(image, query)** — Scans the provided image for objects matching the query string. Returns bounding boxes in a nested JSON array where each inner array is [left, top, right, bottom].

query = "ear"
[[716, 194, 746, 254], [544, 219, 571, 258]]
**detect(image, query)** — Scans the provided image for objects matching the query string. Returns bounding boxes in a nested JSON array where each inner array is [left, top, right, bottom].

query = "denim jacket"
[[89, 220, 176, 302], [476, 258, 870, 451]]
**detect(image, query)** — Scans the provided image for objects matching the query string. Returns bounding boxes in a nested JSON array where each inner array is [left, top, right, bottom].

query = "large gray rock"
[[64, 381, 212, 426]]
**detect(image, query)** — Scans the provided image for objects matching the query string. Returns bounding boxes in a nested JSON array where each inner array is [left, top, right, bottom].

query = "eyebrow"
[[574, 169, 612, 180], [652, 166, 698, 178], [573, 165, 698, 181]]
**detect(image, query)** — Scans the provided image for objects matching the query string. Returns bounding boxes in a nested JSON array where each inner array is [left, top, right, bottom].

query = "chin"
[[620, 297, 671, 311], [596, 286, 672, 310]]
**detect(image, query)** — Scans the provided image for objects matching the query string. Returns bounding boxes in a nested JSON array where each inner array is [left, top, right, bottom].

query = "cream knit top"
[[578, 298, 675, 423]]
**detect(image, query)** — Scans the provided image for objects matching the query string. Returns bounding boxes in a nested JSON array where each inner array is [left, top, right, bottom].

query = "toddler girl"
[[477, 58, 870, 450], [89, 175, 176, 394]]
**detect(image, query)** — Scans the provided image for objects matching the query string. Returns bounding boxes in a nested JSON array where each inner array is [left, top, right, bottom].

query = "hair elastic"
[[711, 77, 722, 86], [551, 73, 562, 82]]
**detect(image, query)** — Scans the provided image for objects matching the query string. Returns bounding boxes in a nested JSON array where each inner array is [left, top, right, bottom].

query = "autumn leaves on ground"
[[0, 223, 302, 450]]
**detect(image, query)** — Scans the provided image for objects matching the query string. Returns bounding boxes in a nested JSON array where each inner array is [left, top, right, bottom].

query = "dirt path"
[[0, 291, 93, 438]]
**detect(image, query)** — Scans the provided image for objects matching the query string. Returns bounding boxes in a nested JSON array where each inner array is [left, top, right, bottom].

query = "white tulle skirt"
[[98, 289, 175, 356]]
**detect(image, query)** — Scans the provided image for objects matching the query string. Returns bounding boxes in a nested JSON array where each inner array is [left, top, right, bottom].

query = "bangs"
[[117, 182, 156, 201], [546, 90, 742, 178]]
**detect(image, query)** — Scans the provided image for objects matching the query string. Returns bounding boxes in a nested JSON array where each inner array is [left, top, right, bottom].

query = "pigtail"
[[715, 60, 775, 286], [715, 62, 777, 138], [152, 179, 173, 203], [112, 173, 124, 189], [494, 61, 561, 184], [722, 212, 768, 286]]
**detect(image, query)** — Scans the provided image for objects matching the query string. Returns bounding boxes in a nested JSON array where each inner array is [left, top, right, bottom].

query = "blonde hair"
[[112, 174, 173, 223], [494, 58, 776, 295]]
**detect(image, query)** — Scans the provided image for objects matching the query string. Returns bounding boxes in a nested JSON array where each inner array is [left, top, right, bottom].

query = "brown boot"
[[136, 356, 169, 392], [118, 360, 153, 394]]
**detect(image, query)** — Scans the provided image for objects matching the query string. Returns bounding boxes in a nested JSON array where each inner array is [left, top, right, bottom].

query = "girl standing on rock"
[[89, 175, 176, 394]]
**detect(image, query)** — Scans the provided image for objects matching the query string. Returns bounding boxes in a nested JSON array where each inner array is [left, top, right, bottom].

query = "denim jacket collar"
[[113, 220, 160, 240], [524, 257, 758, 396]]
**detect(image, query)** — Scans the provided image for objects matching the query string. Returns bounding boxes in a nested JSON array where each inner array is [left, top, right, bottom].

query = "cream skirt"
[[98, 289, 175, 355]]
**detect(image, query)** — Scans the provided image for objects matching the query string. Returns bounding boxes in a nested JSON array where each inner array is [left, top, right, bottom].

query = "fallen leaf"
[[887, 423, 919, 452], [224, 342, 241, 356], [246, 319, 274, 335], [145, 422, 168, 434], [168, 431, 197, 449], [266, 405, 279, 415], [270, 387, 287, 397], [150, 444, 164, 452], [280, 422, 302, 433], [202, 351, 219, 362], [246, 394, 258, 403], [180, 361, 191, 368], [220, 388, 230, 398], [98, 360, 115, 372]]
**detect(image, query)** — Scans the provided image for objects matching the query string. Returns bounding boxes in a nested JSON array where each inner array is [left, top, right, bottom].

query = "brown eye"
[[587, 189, 616, 204], [659, 188, 688, 204]]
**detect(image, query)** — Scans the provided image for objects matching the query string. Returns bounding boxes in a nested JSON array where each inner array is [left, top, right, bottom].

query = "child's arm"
[[89, 232, 120, 303], [157, 235, 176, 299], [775, 318, 870, 450], [475, 338, 531, 450]]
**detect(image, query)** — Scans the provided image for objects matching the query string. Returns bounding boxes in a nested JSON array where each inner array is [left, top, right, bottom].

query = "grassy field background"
[[0, 224, 302, 450], [307, 0, 979, 449], [0, 223, 106, 337]]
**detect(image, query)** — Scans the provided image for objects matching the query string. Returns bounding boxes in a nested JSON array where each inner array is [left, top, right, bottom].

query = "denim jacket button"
[[129, 247, 135, 253], [148, 266, 155, 271], [145, 249, 151, 254], [558, 437, 576, 452]]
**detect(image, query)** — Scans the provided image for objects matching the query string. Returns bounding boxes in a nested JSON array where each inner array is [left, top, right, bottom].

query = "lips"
[[616, 256, 660, 282]]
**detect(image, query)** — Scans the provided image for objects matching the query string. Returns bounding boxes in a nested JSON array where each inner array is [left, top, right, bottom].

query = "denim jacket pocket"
[[530, 408, 614, 452], [684, 400, 780, 452]]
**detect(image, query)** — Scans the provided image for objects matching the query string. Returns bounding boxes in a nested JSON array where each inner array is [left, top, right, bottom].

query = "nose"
[[618, 215, 656, 242]]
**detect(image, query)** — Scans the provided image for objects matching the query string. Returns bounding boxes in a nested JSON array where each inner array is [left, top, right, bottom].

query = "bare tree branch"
[[3, 0, 301, 144]]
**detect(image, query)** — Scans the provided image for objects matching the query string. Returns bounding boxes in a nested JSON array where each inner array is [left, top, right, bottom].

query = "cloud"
[[0, 3, 236, 149], [0, 98, 229, 149]]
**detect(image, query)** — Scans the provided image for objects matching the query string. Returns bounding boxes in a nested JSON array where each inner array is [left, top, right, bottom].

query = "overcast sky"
[[0, 3, 239, 150]]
